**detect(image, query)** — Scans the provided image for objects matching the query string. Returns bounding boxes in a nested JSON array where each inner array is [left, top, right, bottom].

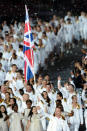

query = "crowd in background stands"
[[1, 11, 87, 74], [0, 11, 87, 131]]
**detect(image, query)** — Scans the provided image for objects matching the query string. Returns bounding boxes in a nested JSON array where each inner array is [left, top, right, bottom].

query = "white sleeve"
[[57, 80, 61, 88], [44, 113, 54, 120], [63, 121, 70, 131], [5, 73, 9, 80], [77, 93, 81, 105], [82, 90, 86, 101]]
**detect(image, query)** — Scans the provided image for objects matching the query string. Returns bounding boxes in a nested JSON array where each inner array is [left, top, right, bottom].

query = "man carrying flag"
[[23, 5, 34, 82]]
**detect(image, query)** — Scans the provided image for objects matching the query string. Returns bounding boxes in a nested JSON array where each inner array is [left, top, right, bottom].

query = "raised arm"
[[57, 76, 62, 89]]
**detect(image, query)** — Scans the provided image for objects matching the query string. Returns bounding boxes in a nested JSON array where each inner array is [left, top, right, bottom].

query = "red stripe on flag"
[[25, 49, 34, 67], [24, 41, 30, 46], [24, 23, 28, 33], [24, 23, 31, 33]]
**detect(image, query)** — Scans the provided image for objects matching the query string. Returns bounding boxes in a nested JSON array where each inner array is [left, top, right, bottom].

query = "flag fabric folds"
[[23, 5, 34, 82]]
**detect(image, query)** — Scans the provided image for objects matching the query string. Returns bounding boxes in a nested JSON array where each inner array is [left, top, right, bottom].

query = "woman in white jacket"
[[46, 106, 70, 131], [68, 95, 83, 131], [0, 111, 8, 131], [8, 104, 23, 131]]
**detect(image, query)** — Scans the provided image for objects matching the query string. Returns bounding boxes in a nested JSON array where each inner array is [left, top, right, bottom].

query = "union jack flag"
[[23, 5, 34, 82]]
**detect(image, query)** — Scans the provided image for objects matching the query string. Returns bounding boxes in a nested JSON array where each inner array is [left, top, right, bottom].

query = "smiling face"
[[42, 80, 47, 87], [10, 99, 15, 105], [72, 95, 77, 103], [38, 76, 43, 85], [68, 84, 74, 93], [12, 65, 17, 72], [1, 85, 7, 94], [13, 105, 18, 112], [55, 107, 61, 118], [27, 102, 32, 109], [0, 106, 6, 113], [23, 94, 29, 102], [32, 107, 37, 114], [26, 85, 32, 92], [42, 91, 48, 99], [17, 72, 21, 79], [5, 92, 10, 100], [46, 84, 51, 92]]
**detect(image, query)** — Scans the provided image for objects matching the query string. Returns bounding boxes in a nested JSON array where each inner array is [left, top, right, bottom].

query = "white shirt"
[[47, 114, 70, 131], [5, 72, 17, 81]]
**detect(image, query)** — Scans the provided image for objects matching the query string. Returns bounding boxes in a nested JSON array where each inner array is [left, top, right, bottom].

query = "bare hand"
[[57, 76, 61, 81]]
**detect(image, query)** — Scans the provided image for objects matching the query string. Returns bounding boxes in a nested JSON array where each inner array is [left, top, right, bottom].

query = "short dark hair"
[[4, 81, 9, 85], [19, 89, 24, 96], [5, 92, 10, 96], [26, 99, 32, 105], [57, 92, 63, 98], [12, 64, 16, 67]]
